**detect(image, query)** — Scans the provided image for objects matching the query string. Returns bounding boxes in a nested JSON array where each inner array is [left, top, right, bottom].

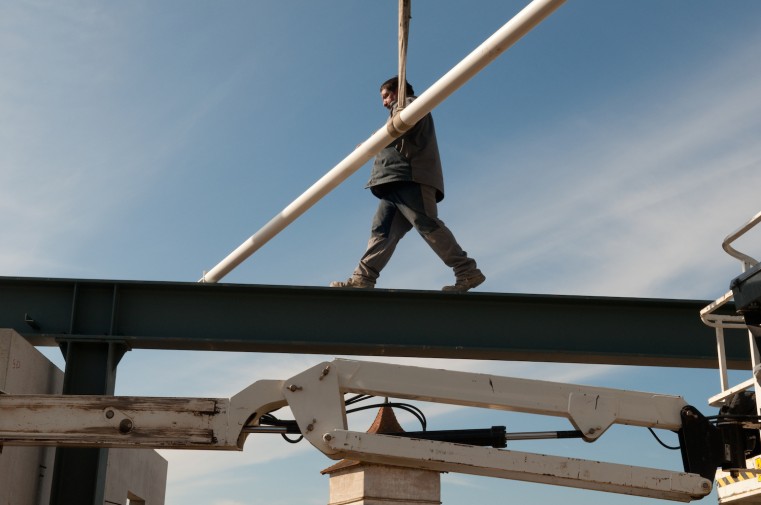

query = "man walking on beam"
[[331, 77, 485, 293]]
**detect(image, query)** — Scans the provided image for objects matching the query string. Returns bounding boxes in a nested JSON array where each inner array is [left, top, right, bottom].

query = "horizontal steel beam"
[[0, 276, 747, 368]]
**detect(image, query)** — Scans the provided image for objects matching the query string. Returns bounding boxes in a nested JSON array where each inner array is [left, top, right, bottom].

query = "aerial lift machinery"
[[3, 211, 761, 503], [701, 210, 761, 503], [0, 356, 737, 502]]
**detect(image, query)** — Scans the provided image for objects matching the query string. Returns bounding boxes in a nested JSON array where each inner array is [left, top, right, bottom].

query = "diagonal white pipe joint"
[[386, 112, 415, 138]]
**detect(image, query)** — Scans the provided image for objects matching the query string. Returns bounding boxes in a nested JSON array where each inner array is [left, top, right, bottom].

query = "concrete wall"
[[0, 329, 62, 505], [104, 449, 167, 505], [0, 329, 168, 505]]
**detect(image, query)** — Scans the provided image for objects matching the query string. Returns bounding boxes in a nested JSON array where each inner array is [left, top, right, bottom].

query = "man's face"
[[381, 87, 397, 110]]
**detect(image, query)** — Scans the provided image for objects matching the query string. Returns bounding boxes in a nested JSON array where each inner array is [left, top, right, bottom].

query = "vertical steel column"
[[49, 341, 127, 505]]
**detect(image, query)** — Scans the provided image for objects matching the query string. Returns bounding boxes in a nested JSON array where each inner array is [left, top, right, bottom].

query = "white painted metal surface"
[[324, 430, 711, 502], [0, 379, 288, 450], [324, 359, 686, 436], [0, 395, 233, 448], [200, 0, 566, 283]]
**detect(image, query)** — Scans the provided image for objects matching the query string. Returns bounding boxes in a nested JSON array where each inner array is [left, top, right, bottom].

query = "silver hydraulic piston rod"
[[200, 0, 566, 283]]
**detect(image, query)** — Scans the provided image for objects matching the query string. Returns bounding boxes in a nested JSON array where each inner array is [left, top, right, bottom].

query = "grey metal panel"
[[732, 263, 761, 313], [0, 276, 748, 368]]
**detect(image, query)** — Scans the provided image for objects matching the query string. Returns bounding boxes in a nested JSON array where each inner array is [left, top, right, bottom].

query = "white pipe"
[[201, 0, 566, 283]]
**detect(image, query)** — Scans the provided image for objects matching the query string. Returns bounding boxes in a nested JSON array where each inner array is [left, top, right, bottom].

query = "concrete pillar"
[[322, 405, 442, 505], [323, 462, 441, 505]]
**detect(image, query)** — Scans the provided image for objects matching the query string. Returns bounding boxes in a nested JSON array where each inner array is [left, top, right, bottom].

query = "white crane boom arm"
[[0, 359, 714, 501]]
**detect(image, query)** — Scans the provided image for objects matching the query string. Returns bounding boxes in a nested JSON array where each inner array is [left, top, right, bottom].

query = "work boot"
[[329, 277, 375, 289], [442, 270, 485, 293]]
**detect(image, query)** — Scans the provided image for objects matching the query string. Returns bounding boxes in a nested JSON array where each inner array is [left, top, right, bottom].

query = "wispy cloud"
[[435, 33, 761, 299], [0, 3, 262, 278]]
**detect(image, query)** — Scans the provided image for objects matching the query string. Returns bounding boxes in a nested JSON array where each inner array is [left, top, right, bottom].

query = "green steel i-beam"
[[0, 276, 748, 368]]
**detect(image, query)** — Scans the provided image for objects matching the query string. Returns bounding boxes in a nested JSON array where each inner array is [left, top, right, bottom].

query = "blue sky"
[[2, 0, 761, 504]]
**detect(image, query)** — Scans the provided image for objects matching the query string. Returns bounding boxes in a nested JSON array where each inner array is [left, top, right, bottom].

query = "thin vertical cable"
[[397, 0, 411, 110]]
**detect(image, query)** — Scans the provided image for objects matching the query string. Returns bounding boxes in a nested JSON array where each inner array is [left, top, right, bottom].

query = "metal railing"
[[702, 211, 761, 406], [722, 210, 761, 272]]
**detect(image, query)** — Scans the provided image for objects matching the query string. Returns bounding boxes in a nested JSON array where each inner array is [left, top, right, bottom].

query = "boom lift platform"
[[701, 210, 761, 503]]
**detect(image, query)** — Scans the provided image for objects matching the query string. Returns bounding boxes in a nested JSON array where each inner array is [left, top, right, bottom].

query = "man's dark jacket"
[[366, 96, 445, 202]]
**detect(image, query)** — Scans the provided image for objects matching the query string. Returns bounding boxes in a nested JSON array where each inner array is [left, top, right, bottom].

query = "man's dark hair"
[[380, 76, 414, 97]]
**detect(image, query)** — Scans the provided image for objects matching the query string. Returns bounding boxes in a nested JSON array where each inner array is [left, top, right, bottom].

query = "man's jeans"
[[353, 182, 477, 283]]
